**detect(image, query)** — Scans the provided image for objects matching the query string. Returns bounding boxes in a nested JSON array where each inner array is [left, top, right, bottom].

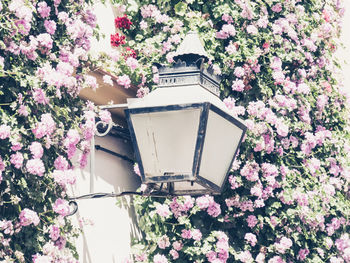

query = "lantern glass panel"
[[129, 108, 201, 181], [199, 109, 244, 189]]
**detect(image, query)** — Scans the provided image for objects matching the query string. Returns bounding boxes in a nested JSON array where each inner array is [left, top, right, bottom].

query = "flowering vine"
[[100, 0, 350, 262], [0, 0, 110, 261]]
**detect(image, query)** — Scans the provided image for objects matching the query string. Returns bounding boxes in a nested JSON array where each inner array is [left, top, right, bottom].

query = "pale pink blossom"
[[126, 57, 139, 71], [153, 254, 168, 263], [156, 204, 171, 217], [117, 75, 131, 89], [275, 237, 293, 254], [172, 241, 183, 251], [232, 79, 245, 91], [19, 208, 40, 226], [192, 229, 202, 241], [247, 215, 258, 228], [37, 2, 51, 18], [53, 169, 76, 187], [26, 159, 45, 176], [157, 235, 170, 249], [99, 110, 112, 124], [44, 20, 56, 35], [10, 152, 24, 169], [181, 229, 192, 239], [49, 225, 60, 241], [247, 25, 258, 35], [54, 156, 68, 170], [53, 198, 70, 217], [103, 75, 113, 86], [169, 249, 179, 260], [0, 125, 11, 139], [33, 88, 49, 104]]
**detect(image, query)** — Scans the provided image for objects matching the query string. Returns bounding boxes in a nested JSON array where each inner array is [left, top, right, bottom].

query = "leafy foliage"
[[104, 0, 350, 262]]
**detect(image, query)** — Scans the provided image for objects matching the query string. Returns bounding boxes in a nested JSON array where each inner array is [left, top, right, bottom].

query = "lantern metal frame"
[[125, 102, 247, 194]]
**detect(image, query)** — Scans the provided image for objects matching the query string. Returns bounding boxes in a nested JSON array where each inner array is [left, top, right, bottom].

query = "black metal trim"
[[192, 102, 209, 177], [125, 103, 208, 184], [95, 145, 134, 164]]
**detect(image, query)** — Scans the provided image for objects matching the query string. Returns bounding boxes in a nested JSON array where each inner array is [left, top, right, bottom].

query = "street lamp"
[[124, 31, 247, 195], [68, 31, 247, 216]]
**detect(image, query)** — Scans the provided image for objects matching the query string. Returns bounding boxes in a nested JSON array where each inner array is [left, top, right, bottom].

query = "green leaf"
[[174, 2, 187, 16]]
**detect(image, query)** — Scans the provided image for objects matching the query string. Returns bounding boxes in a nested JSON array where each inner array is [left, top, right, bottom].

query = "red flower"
[[262, 41, 270, 49], [115, 14, 132, 30], [110, 33, 126, 47], [123, 47, 137, 59]]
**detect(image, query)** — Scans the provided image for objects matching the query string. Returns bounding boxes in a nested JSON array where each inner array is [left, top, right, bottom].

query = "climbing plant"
[[103, 0, 350, 262]]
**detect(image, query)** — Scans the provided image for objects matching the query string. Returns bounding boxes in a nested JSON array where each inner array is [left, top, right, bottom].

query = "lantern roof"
[[173, 31, 209, 63]]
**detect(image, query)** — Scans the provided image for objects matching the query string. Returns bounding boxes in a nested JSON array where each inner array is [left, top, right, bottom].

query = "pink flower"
[[245, 233, 257, 246], [126, 57, 139, 71], [53, 169, 76, 187], [44, 20, 56, 35], [272, 3, 282, 12], [172, 241, 183, 251], [275, 237, 293, 254], [268, 256, 286, 263], [33, 113, 56, 139], [207, 202, 221, 217], [157, 235, 170, 249], [222, 24, 236, 36], [247, 215, 258, 228], [54, 156, 68, 170], [234, 67, 245, 78], [153, 254, 168, 263], [53, 198, 70, 217], [191, 229, 202, 241], [19, 208, 40, 226], [196, 195, 212, 209], [0, 125, 11, 139], [297, 248, 309, 261], [99, 110, 112, 124], [49, 225, 60, 241], [181, 229, 192, 239], [206, 251, 217, 262], [84, 75, 98, 90], [26, 159, 45, 176], [37, 33, 53, 51], [33, 88, 49, 105], [222, 14, 233, 23], [247, 25, 258, 35], [10, 152, 24, 169], [275, 119, 289, 137], [237, 251, 253, 262], [0, 156, 5, 172], [169, 249, 179, 260], [103, 75, 113, 86], [117, 75, 131, 89], [37, 2, 51, 18], [232, 79, 245, 91], [29, 142, 44, 159], [156, 204, 171, 217]]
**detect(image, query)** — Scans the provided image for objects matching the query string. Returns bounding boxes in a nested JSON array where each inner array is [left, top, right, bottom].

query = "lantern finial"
[[173, 31, 209, 64]]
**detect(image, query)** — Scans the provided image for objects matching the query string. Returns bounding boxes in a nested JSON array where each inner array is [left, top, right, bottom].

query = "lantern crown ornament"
[[124, 31, 247, 195]]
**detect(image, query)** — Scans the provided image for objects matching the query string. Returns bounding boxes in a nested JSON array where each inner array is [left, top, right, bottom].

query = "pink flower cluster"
[[19, 208, 40, 226], [53, 198, 70, 217], [196, 195, 221, 217], [33, 113, 56, 139], [170, 196, 194, 218]]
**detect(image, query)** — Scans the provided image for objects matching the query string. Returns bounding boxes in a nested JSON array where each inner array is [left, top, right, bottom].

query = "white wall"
[[69, 135, 142, 263]]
